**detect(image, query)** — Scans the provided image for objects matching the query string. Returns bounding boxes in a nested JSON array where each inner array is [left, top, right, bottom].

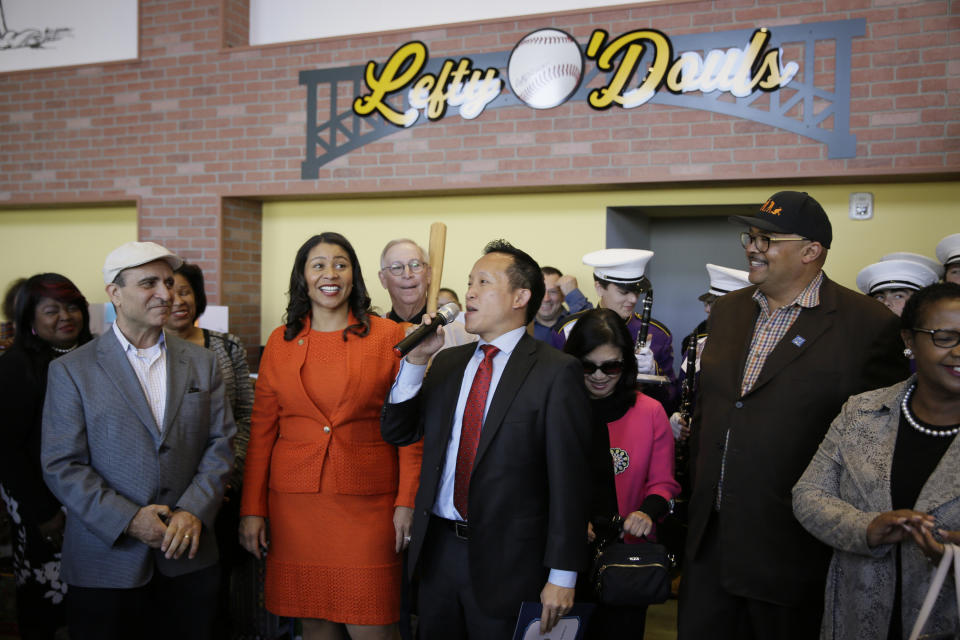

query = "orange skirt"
[[265, 486, 402, 624]]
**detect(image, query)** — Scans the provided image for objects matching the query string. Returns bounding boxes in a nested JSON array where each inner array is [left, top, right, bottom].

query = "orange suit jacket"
[[241, 316, 422, 517]]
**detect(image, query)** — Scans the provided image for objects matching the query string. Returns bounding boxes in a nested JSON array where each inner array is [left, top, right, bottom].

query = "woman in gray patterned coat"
[[793, 282, 960, 640]]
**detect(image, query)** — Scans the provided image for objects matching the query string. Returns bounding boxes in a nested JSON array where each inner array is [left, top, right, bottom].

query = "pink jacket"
[[606, 393, 681, 542]]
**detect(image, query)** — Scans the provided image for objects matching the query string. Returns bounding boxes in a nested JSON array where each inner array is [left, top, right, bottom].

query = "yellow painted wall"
[[261, 194, 608, 337], [262, 181, 958, 342], [0, 207, 138, 316], [793, 182, 957, 284]]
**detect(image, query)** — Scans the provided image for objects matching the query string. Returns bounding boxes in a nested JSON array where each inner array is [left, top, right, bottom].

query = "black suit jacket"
[[381, 332, 592, 618], [687, 275, 908, 607], [0, 344, 62, 527]]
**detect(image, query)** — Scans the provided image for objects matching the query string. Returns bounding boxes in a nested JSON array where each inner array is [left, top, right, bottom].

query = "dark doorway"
[[606, 203, 758, 372]]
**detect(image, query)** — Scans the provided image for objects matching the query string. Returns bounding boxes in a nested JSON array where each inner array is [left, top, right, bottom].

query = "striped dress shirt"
[[112, 323, 167, 431]]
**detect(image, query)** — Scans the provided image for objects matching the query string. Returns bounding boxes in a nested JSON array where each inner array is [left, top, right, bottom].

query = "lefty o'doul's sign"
[[300, 19, 863, 176], [353, 27, 797, 127]]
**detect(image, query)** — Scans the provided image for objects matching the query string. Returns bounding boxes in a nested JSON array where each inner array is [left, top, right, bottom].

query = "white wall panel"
[[250, 0, 658, 45]]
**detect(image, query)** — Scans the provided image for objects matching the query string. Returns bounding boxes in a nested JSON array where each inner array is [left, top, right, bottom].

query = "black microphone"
[[392, 303, 460, 358]]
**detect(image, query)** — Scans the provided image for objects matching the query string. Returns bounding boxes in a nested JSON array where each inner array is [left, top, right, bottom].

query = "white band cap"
[[582, 248, 653, 284]]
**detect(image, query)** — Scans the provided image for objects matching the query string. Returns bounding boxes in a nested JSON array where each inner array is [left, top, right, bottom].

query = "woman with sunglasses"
[[564, 308, 680, 639], [793, 282, 960, 640]]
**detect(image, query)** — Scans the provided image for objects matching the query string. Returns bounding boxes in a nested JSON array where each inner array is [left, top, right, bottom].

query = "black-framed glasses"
[[912, 328, 960, 348], [582, 360, 624, 376], [739, 231, 808, 253], [382, 259, 427, 276]]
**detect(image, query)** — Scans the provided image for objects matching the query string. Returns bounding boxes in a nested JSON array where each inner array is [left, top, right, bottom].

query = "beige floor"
[[645, 598, 679, 640], [0, 552, 680, 640]]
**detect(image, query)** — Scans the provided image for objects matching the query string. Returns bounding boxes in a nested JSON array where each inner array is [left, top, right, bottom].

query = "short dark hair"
[[483, 239, 544, 324], [3, 277, 26, 322], [563, 308, 638, 406], [14, 273, 93, 354], [438, 287, 460, 304], [284, 232, 372, 342], [901, 282, 960, 331], [541, 266, 562, 277], [173, 262, 208, 319]]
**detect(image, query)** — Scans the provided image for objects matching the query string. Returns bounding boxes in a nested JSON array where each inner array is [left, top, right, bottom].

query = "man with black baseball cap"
[[730, 190, 833, 248], [679, 191, 908, 640]]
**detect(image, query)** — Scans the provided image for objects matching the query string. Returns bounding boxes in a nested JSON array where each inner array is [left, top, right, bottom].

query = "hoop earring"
[[903, 347, 913, 358]]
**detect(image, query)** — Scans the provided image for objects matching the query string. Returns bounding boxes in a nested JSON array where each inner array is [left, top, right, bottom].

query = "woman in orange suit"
[[240, 232, 422, 640]]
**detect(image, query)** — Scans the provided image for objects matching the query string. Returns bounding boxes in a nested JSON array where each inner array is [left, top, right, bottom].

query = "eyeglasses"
[[382, 260, 427, 277], [739, 232, 808, 253], [582, 360, 624, 376], [912, 328, 960, 348]]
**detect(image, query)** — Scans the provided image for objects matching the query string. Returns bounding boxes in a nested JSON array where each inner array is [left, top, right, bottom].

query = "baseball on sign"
[[507, 29, 584, 110]]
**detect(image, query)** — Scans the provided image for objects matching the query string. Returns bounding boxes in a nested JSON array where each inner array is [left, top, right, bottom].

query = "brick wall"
[[221, 196, 262, 366], [222, 0, 249, 50], [0, 0, 957, 355]]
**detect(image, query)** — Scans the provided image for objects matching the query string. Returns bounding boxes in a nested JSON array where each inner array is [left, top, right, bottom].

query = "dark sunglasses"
[[582, 360, 624, 376]]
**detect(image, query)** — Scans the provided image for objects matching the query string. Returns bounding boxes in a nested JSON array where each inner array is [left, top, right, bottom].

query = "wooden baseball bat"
[[426, 222, 447, 314]]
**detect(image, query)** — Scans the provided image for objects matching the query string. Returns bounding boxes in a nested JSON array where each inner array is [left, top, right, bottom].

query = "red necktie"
[[453, 344, 499, 519]]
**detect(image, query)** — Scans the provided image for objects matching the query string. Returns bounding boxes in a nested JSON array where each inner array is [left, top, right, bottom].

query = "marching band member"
[[552, 249, 677, 412]]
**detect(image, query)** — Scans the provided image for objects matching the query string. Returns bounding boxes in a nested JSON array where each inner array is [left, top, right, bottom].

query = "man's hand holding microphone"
[[392, 302, 459, 364]]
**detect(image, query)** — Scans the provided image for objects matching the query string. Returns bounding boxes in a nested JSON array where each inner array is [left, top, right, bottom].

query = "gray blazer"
[[41, 329, 235, 589], [793, 377, 960, 639]]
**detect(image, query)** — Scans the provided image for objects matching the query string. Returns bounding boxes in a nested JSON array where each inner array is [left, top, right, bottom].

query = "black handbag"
[[590, 515, 672, 607]]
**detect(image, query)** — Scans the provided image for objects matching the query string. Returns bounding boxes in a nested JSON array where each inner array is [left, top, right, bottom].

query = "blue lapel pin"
[[791, 335, 806, 347]]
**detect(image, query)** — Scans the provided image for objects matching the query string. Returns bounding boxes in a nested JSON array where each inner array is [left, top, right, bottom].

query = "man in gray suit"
[[42, 241, 235, 640]]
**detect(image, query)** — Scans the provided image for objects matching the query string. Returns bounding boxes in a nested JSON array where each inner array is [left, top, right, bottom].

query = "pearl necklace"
[[901, 384, 960, 438], [50, 343, 78, 354]]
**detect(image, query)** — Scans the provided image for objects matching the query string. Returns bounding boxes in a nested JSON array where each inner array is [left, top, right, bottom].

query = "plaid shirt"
[[740, 270, 824, 396], [716, 270, 824, 511]]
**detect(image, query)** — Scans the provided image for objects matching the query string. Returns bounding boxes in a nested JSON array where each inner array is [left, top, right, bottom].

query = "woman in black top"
[[0, 273, 92, 640], [793, 282, 960, 639]]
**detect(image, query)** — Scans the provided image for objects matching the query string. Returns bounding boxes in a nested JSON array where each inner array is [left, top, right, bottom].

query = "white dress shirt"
[[112, 323, 167, 431], [389, 326, 576, 588]]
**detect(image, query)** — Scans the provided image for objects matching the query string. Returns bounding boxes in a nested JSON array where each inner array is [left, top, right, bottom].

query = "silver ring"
[[183, 534, 191, 540], [403, 536, 412, 542]]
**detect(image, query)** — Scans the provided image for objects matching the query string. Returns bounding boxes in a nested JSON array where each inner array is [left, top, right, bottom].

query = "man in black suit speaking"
[[381, 240, 592, 638]]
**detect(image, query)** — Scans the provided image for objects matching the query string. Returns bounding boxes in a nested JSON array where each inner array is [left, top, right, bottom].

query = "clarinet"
[[678, 331, 697, 422], [674, 330, 698, 490], [635, 288, 669, 389], [634, 288, 653, 352]]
